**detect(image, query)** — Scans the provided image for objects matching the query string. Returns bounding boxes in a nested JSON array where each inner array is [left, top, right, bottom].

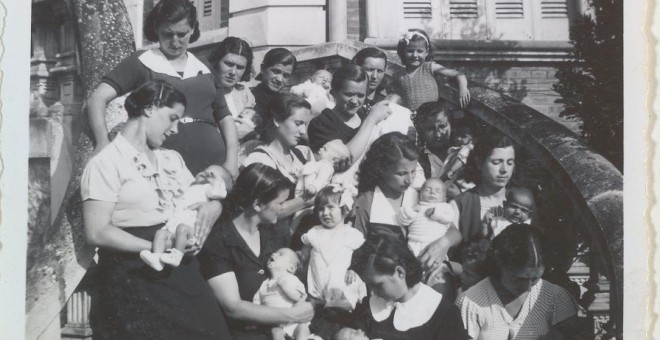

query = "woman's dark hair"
[[352, 47, 388, 67], [486, 223, 545, 278], [396, 29, 433, 64], [144, 0, 200, 43], [208, 36, 254, 82], [313, 186, 351, 217], [354, 236, 423, 288], [358, 132, 419, 192], [413, 101, 458, 143], [256, 48, 297, 81], [464, 130, 515, 185], [124, 80, 187, 119], [330, 64, 367, 93], [257, 93, 311, 143], [222, 163, 293, 220]]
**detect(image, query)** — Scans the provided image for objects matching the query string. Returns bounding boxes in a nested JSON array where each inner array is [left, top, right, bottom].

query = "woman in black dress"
[[351, 236, 469, 340]]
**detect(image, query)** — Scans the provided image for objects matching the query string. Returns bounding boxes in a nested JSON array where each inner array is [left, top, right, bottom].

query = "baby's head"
[[333, 327, 369, 340], [311, 69, 332, 90], [318, 139, 351, 164], [419, 178, 446, 203], [503, 187, 535, 224], [451, 124, 473, 147], [195, 165, 234, 194], [239, 107, 257, 122], [266, 248, 299, 276]]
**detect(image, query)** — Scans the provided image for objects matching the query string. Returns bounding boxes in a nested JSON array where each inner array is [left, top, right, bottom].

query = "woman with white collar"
[[87, 0, 239, 180], [351, 237, 469, 340]]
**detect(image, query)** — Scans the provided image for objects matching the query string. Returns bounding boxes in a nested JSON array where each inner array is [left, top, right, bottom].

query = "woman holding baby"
[[199, 163, 315, 340], [86, 0, 238, 251], [82, 80, 229, 339]]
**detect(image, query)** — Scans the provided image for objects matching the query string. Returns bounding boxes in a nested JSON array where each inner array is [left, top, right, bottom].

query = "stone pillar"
[[365, 0, 378, 39], [60, 289, 93, 340], [328, 0, 347, 42], [228, 0, 326, 74]]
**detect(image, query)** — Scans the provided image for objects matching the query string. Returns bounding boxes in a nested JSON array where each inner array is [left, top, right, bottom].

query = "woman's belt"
[[180, 117, 218, 127]]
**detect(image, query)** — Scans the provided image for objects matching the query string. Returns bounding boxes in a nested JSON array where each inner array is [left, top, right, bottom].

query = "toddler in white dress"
[[301, 185, 366, 310]]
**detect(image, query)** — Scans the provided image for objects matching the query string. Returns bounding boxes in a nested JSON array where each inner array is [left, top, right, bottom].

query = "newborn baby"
[[140, 165, 232, 271], [290, 69, 335, 117], [296, 139, 351, 198], [397, 178, 455, 257], [484, 186, 534, 239], [253, 248, 310, 340]]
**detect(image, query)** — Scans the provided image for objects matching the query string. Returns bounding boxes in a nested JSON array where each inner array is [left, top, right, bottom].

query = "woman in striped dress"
[[456, 224, 579, 340]]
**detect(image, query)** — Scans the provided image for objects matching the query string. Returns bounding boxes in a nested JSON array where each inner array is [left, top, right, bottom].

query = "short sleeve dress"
[[456, 278, 578, 340], [353, 283, 469, 340], [397, 61, 439, 111], [102, 49, 231, 174], [198, 220, 290, 339], [80, 134, 229, 340]]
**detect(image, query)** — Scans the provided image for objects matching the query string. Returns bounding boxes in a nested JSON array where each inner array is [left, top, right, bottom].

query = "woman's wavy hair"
[[144, 0, 201, 43], [396, 29, 434, 64], [222, 163, 293, 220], [124, 80, 186, 119], [354, 236, 423, 288], [255, 48, 297, 81], [464, 130, 515, 185], [330, 64, 367, 93], [485, 223, 545, 279], [357, 132, 420, 192], [351, 47, 388, 67], [257, 92, 311, 144], [208, 37, 254, 82]]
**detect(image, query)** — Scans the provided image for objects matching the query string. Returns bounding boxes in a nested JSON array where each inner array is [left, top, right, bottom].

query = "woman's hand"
[[333, 153, 353, 173], [418, 237, 451, 272], [289, 300, 315, 323], [189, 200, 223, 253], [364, 101, 392, 126]]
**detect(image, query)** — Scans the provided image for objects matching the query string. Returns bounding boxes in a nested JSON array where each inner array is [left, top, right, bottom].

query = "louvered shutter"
[[532, 0, 570, 40], [487, 0, 532, 40]]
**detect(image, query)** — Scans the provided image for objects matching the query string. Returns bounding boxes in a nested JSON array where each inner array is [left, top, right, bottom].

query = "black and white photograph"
[[1, 0, 650, 339]]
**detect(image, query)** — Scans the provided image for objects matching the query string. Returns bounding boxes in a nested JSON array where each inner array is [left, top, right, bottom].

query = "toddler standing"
[[396, 29, 470, 111], [301, 185, 366, 310]]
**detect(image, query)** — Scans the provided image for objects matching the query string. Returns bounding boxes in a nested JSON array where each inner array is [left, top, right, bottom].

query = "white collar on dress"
[[138, 49, 211, 79], [369, 283, 442, 331]]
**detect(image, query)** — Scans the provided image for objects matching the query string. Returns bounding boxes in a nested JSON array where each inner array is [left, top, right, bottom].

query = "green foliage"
[[553, 0, 623, 170]]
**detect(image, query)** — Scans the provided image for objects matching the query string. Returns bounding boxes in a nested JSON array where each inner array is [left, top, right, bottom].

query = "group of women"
[[80, 0, 580, 339]]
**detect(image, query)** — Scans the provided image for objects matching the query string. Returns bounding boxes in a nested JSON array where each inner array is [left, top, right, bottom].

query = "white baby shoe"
[[160, 248, 184, 267], [140, 250, 164, 271]]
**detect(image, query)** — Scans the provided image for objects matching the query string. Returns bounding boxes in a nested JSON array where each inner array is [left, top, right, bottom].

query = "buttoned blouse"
[[80, 134, 194, 228]]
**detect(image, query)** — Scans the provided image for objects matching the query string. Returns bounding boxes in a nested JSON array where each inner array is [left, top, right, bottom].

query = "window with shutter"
[[488, 0, 531, 40], [540, 0, 569, 18], [495, 1, 524, 19], [449, 0, 478, 18], [532, 0, 570, 40], [404, 1, 433, 19], [196, 0, 221, 32]]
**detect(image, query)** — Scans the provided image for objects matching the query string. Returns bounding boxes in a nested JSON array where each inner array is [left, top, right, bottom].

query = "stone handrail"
[[294, 41, 623, 331]]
